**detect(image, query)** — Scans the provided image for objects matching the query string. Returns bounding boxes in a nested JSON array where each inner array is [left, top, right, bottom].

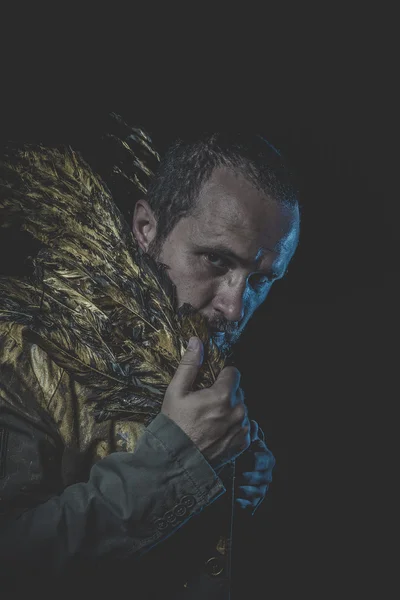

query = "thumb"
[[170, 337, 204, 395]]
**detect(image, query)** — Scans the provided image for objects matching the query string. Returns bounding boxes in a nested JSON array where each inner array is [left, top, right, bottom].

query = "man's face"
[[133, 167, 300, 353]]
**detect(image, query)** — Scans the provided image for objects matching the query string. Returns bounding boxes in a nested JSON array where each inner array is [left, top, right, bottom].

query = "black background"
[[0, 43, 392, 597]]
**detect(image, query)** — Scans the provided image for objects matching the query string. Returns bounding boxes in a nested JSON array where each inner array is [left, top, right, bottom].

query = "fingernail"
[[188, 337, 198, 350]]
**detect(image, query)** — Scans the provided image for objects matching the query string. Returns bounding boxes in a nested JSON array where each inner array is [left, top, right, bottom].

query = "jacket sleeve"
[[0, 405, 225, 578]]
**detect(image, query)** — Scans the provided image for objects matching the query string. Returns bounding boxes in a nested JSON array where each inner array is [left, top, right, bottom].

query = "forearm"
[[0, 412, 225, 577]]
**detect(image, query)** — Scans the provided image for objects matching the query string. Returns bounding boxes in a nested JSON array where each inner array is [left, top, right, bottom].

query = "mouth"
[[209, 326, 238, 342], [212, 331, 233, 344]]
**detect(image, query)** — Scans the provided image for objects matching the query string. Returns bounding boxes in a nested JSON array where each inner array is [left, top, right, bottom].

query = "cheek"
[[180, 280, 215, 310], [169, 259, 215, 309]]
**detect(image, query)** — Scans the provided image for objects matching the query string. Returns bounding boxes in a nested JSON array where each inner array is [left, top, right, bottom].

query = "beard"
[[145, 238, 241, 354]]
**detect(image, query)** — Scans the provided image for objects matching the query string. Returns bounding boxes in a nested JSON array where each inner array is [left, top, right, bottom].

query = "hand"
[[234, 420, 276, 514], [162, 336, 251, 470]]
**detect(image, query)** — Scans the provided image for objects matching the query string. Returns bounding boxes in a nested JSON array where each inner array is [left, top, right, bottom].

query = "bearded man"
[[0, 117, 300, 598]]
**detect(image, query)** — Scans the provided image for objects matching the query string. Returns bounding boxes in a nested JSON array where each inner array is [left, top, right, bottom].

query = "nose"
[[212, 279, 246, 323]]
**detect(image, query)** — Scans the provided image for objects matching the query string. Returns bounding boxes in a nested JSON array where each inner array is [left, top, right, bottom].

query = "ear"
[[131, 199, 158, 252]]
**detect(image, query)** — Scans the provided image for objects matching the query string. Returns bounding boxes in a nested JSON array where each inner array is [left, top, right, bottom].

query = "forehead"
[[188, 167, 299, 259]]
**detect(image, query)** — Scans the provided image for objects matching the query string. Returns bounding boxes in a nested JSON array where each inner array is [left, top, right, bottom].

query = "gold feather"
[[0, 120, 228, 425]]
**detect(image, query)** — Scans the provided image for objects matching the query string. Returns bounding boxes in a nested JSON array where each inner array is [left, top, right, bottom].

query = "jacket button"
[[180, 494, 196, 508], [173, 503, 187, 518], [155, 518, 168, 531], [205, 557, 225, 577], [164, 510, 177, 524]]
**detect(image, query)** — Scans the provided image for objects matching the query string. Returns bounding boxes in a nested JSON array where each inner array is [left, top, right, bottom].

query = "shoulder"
[[0, 320, 68, 438]]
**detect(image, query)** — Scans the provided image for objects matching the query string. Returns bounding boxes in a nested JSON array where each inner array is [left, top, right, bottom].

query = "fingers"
[[250, 421, 267, 444], [252, 447, 276, 472], [235, 495, 265, 515], [227, 415, 251, 457], [235, 469, 273, 486], [170, 337, 204, 395], [215, 365, 241, 395], [235, 484, 268, 513], [236, 484, 268, 499], [258, 425, 266, 443], [235, 498, 254, 510], [250, 419, 258, 443]]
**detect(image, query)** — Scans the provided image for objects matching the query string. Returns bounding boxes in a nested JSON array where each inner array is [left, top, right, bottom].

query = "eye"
[[249, 274, 272, 290], [205, 253, 231, 270]]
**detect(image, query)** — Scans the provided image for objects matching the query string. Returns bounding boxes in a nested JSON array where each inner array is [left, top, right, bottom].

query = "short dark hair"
[[74, 116, 298, 256], [145, 132, 298, 257]]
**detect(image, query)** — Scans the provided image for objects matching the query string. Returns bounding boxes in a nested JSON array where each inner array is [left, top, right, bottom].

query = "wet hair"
[[145, 132, 299, 257]]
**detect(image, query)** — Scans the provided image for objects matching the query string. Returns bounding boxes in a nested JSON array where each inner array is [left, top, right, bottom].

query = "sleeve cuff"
[[146, 412, 225, 505]]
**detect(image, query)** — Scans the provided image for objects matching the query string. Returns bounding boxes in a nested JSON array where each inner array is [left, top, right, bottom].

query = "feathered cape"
[[0, 119, 228, 426]]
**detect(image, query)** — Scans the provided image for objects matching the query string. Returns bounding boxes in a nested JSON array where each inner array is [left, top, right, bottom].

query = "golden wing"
[[0, 119, 227, 425]]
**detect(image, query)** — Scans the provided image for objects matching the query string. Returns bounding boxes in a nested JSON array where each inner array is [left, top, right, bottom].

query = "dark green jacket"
[[0, 139, 242, 598], [0, 330, 238, 598]]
